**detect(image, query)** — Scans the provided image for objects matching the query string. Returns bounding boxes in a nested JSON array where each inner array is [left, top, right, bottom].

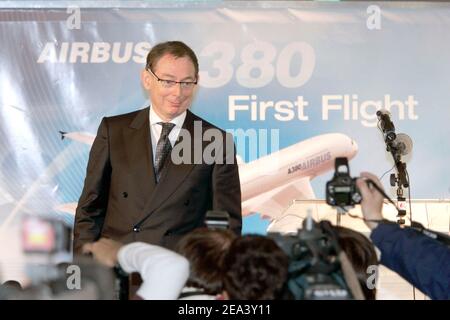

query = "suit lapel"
[[123, 107, 157, 207], [142, 110, 196, 216]]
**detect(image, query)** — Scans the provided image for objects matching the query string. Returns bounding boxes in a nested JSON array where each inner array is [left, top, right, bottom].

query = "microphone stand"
[[386, 141, 409, 226]]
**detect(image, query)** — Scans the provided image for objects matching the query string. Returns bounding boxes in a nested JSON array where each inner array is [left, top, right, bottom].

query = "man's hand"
[[356, 172, 385, 230], [82, 238, 124, 268]]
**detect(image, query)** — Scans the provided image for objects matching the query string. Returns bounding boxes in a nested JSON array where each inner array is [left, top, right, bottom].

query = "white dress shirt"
[[149, 106, 186, 164]]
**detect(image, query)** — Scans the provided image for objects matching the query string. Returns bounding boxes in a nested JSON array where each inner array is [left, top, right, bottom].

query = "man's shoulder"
[[103, 107, 149, 127], [106, 108, 148, 121], [188, 110, 227, 134]]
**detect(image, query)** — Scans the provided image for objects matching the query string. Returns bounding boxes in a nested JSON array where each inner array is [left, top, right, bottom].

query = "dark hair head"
[[146, 41, 199, 75], [223, 235, 289, 300], [176, 228, 236, 295], [334, 226, 378, 300]]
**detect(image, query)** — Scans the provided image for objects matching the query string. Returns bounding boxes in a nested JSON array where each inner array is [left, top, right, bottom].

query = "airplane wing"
[[54, 202, 78, 216], [55, 178, 316, 223], [242, 177, 316, 220]]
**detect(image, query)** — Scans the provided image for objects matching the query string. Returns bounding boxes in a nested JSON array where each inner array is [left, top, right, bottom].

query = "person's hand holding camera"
[[82, 238, 124, 268], [356, 172, 385, 230]]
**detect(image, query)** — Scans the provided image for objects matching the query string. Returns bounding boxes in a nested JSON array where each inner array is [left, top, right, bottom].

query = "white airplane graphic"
[[239, 133, 357, 220], [56, 131, 358, 223]]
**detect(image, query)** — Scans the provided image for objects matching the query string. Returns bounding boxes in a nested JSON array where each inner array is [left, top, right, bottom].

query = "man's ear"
[[192, 73, 200, 96], [195, 73, 200, 88], [141, 69, 151, 90]]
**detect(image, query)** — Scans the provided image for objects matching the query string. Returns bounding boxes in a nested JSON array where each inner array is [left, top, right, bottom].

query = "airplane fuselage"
[[239, 133, 358, 202]]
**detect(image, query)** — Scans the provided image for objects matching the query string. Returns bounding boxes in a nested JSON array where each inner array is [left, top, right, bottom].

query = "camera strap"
[[339, 251, 365, 300]]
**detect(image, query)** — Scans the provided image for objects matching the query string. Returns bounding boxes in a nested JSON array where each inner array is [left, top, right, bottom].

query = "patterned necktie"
[[154, 122, 175, 182]]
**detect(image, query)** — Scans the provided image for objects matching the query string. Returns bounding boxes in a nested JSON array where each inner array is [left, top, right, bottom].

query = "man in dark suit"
[[73, 41, 242, 254]]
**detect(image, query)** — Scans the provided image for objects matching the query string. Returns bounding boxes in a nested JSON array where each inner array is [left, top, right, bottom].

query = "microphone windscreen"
[[395, 133, 413, 155]]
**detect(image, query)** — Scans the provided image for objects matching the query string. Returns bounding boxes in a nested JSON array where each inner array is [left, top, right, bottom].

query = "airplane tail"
[[59, 131, 67, 140]]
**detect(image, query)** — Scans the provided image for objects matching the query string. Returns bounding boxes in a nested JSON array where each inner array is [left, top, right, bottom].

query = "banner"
[[0, 1, 449, 243]]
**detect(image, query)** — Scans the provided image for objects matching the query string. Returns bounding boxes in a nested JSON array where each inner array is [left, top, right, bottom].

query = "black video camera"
[[268, 218, 357, 300], [21, 215, 71, 255], [326, 157, 362, 208], [20, 215, 73, 285]]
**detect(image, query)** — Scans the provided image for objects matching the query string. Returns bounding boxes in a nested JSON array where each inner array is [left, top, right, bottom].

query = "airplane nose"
[[351, 139, 359, 154]]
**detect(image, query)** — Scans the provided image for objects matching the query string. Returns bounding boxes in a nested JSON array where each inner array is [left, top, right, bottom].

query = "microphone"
[[392, 133, 413, 156], [376, 109, 396, 143]]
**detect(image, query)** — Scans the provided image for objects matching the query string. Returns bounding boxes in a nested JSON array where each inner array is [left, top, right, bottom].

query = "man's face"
[[141, 54, 198, 121]]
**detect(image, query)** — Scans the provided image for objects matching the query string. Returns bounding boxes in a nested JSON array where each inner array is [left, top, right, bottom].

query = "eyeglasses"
[[147, 68, 197, 90]]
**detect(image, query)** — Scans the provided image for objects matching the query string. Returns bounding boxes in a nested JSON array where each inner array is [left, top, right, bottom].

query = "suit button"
[[122, 192, 128, 198], [184, 199, 190, 206]]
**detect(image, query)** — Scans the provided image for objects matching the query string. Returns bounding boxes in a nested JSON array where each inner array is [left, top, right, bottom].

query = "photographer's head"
[[176, 228, 236, 295], [222, 235, 289, 300]]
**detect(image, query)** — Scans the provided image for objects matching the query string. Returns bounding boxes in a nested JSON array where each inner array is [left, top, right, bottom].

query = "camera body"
[[268, 219, 354, 300], [12, 215, 116, 299], [326, 157, 362, 207], [20, 215, 73, 286], [21, 215, 71, 255]]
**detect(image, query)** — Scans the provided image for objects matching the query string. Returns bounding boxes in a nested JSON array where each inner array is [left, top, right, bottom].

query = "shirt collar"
[[149, 105, 186, 129]]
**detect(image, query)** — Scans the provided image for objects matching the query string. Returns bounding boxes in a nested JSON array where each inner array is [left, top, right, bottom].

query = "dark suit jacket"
[[73, 108, 242, 253]]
